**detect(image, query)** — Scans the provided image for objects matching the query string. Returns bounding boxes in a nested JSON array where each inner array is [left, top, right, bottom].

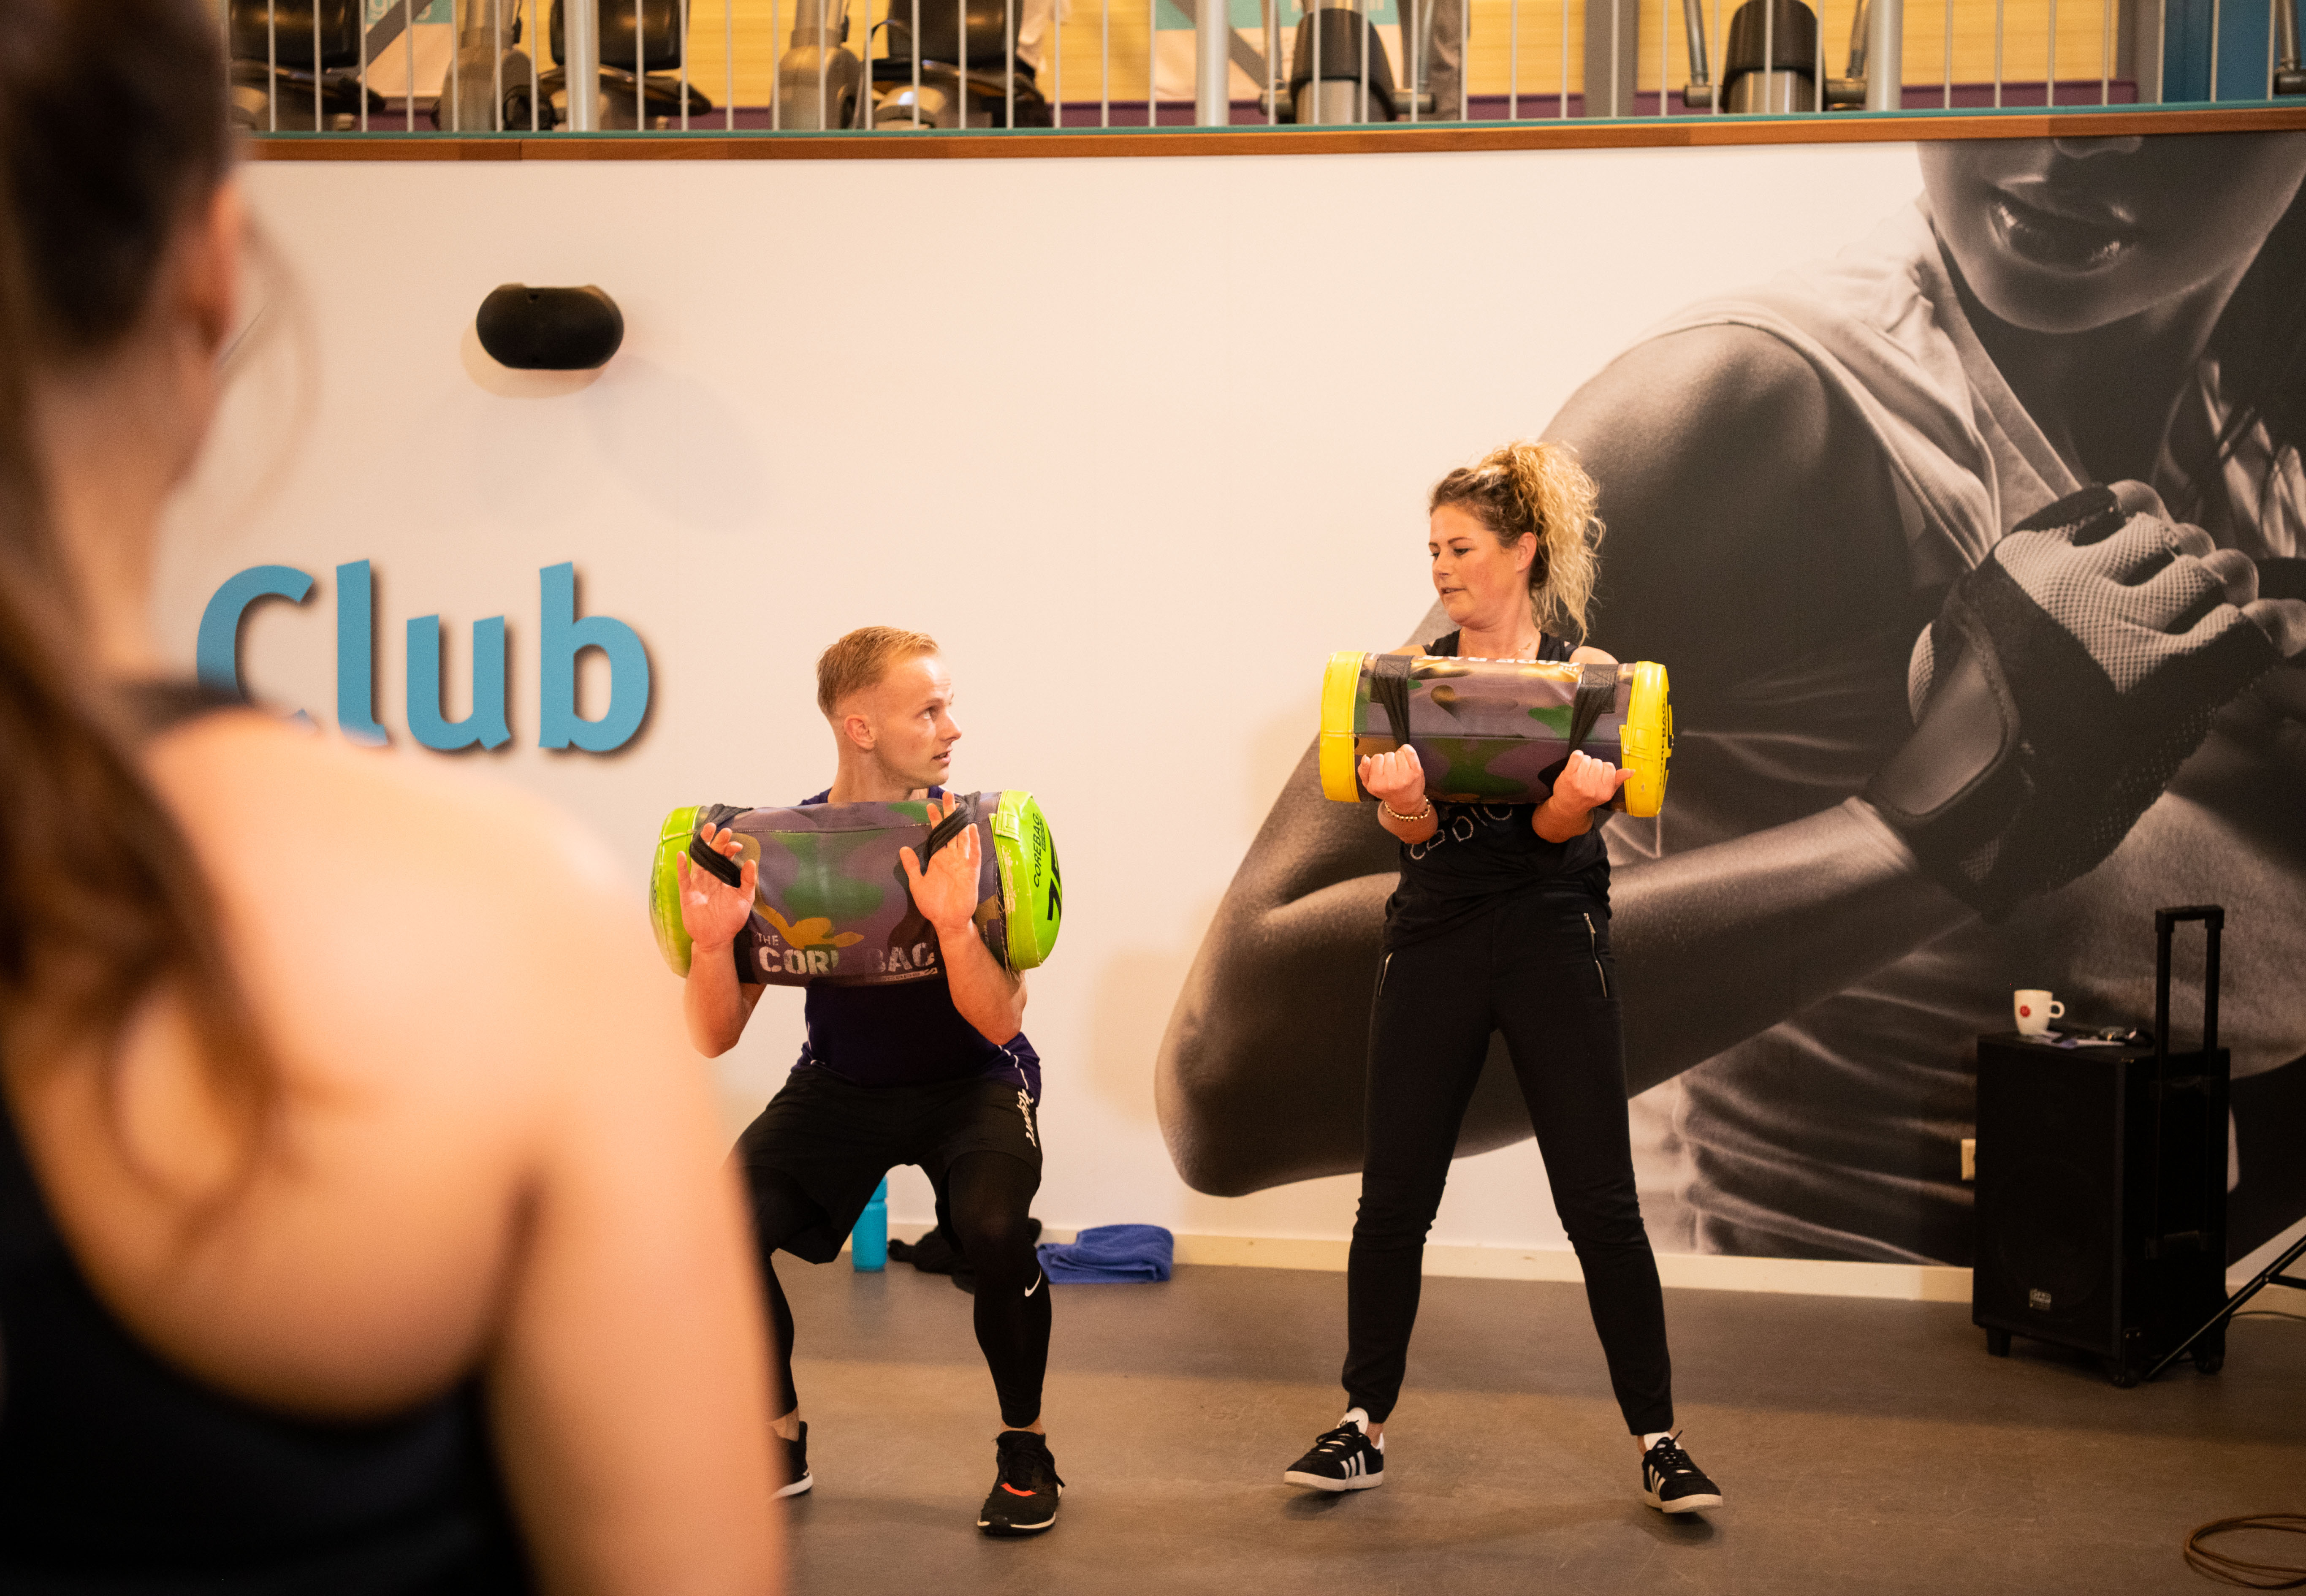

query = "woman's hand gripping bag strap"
[[1864, 484, 2306, 921], [646, 792, 1062, 985], [1318, 649, 1672, 815]]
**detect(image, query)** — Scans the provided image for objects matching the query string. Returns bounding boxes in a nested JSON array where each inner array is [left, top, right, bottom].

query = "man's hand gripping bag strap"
[[1864, 486, 2280, 920], [919, 792, 979, 863], [687, 803, 749, 888]]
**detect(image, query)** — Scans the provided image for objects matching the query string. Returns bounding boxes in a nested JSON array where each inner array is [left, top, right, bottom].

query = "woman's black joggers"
[[1343, 889, 1675, 1435]]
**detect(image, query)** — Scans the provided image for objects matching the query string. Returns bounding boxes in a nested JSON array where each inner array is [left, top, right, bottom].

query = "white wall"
[[158, 140, 1921, 1249]]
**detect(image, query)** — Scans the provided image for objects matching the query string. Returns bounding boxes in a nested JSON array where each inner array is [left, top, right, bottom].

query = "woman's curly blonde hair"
[[1428, 440, 1605, 643]]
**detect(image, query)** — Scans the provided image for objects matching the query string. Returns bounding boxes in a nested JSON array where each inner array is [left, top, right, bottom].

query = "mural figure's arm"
[[1550, 330, 1992, 1095], [1592, 358, 2305, 1091]]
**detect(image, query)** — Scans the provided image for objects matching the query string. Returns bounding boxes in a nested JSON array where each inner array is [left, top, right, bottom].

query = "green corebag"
[[649, 790, 1061, 986]]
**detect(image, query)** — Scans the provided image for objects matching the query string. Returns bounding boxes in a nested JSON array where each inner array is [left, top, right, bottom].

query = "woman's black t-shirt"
[[1381, 630, 1611, 949]]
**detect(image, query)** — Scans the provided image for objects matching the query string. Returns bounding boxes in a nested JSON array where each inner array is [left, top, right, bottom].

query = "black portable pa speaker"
[[1971, 907, 2231, 1386]]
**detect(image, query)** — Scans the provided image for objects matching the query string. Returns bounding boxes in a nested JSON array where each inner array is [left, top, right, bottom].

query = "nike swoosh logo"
[[1025, 1273, 1042, 1298]]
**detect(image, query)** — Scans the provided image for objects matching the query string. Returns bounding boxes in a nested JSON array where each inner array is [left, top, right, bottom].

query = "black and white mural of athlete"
[[1160, 131, 2306, 1266]]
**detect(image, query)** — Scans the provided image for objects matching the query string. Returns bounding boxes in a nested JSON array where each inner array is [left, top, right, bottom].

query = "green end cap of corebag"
[[651, 804, 702, 978], [990, 790, 1062, 971]]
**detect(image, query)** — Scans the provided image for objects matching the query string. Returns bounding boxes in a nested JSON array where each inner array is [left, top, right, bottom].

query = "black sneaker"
[[1283, 1409, 1384, 1492], [977, 1430, 1063, 1536], [1639, 1432, 1720, 1513], [774, 1421, 813, 1500]]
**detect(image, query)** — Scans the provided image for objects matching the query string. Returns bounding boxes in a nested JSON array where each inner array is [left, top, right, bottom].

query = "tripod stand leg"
[[2144, 1230, 2306, 1383]]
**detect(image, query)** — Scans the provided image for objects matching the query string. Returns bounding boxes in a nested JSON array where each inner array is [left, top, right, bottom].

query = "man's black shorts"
[[733, 1068, 1042, 1264]]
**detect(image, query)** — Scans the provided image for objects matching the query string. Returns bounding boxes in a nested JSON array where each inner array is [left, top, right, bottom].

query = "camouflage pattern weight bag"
[[1318, 651, 1674, 816], [649, 791, 1062, 986]]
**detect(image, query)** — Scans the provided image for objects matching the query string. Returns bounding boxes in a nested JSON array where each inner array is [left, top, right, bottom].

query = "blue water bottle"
[[851, 1178, 889, 1272]]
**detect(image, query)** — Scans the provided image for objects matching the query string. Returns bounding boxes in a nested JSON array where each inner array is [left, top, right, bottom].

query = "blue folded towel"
[[1036, 1224, 1174, 1284]]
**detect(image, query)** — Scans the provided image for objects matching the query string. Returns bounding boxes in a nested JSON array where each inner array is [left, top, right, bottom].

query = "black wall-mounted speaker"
[[475, 285, 625, 371]]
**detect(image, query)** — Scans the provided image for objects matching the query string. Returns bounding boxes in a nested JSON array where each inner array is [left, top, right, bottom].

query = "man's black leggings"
[[1344, 890, 1674, 1435], [752, 1151, 1051, 1428]]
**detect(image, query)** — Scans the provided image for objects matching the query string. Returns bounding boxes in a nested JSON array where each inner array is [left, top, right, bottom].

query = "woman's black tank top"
[[1381, 630, 1611, 949], [0, 684, 533, 1592]]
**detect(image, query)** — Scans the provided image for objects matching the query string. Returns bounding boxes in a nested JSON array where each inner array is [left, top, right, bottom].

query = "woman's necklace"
[[1468, 628, 1541, 660]]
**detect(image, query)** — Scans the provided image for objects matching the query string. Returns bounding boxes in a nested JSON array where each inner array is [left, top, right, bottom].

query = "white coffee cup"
[[2014, 990, 2064, 1035]]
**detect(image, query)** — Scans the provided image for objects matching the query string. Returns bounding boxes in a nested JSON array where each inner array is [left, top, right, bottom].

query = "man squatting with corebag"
[[677, 627, 1062, 1536]]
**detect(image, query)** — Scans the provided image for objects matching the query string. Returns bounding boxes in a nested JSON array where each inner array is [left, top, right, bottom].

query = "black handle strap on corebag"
[[686, 803, 749, 888], [918, 792, 979, 864], [1565, 661, 1619, 757], [1367, 653, 1417, 793]]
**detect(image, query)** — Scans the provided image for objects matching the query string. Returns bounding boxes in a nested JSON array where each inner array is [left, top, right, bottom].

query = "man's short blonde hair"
[[816, 627, 940, 718]]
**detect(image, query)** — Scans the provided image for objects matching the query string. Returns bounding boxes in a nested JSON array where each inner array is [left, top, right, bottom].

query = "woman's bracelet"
[[1381, 798, 1434, 825]]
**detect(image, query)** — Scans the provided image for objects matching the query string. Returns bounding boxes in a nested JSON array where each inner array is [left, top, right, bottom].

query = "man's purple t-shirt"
[[789, 788, 1040, 1099]]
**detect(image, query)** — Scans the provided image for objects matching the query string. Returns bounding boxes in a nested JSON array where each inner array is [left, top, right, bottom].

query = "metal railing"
[[225, 0, 2306, 136]]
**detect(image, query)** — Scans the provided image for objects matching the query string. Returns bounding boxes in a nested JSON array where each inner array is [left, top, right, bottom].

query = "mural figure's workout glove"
[[1864, 483, 2299, 919]]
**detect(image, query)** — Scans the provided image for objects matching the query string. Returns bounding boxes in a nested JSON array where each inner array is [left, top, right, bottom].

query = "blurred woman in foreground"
[[0, 2, 780, 1589]]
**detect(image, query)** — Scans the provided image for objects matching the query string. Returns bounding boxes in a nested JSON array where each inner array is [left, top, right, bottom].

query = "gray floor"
[[779, 1259, 2305, 1596]]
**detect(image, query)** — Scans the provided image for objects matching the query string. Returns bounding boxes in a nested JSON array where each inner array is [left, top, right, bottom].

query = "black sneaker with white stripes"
[[1639, 1432, 1720, 1513], [1283, 1409, 1385, 1492], [774, 1421, 813, 1500], [977, 1430, 1063, 1536]]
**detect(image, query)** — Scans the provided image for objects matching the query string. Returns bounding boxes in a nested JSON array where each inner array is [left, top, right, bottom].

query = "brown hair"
[[816, 626, 940, 718], [1428, 440, 1605, 643], [0, 1, 269, 1130]]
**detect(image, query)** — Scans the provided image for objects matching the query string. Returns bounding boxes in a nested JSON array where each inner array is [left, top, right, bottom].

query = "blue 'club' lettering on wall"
[[196, 565, 313, 704], [537, 562, 651, 753], [408, 613, 513, 751], [196, 562, 650, 754]]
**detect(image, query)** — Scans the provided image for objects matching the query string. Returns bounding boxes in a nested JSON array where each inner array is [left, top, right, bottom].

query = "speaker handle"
[[2153, 905, 2223, 1063], [2148, 904, 2224, 1259]]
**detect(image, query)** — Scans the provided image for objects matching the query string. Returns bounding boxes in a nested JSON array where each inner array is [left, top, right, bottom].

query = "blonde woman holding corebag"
[[1279, 443, 1721, 1516]]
